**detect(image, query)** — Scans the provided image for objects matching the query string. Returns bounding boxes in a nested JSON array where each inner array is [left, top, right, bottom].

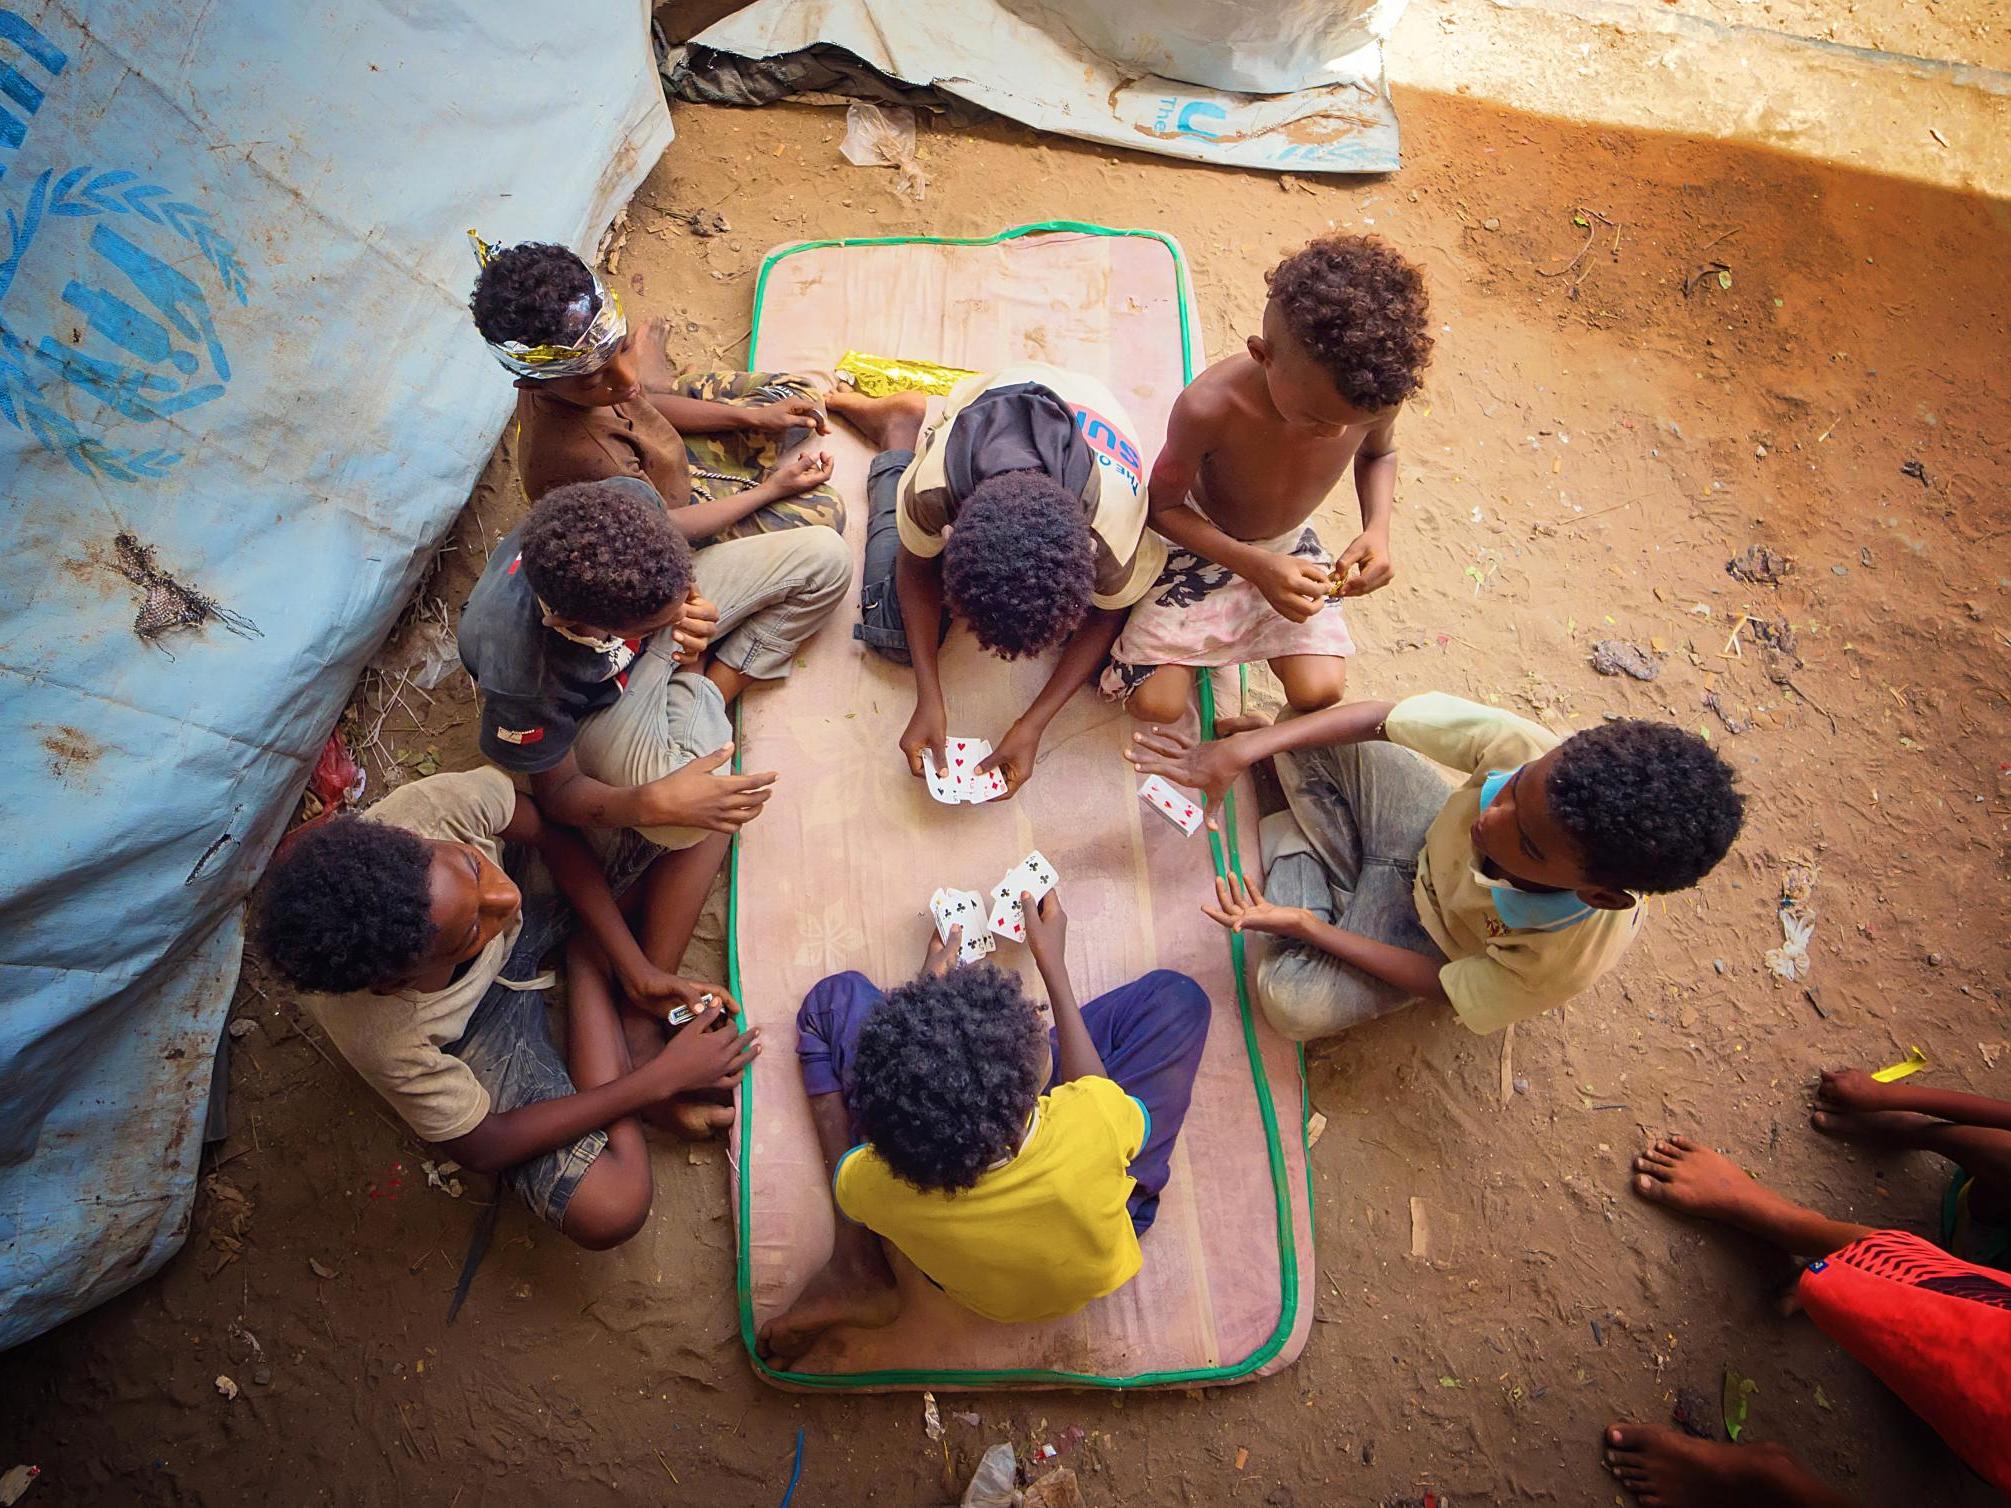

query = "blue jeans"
[[852, 448, 917, 662], [795, 968, 1211, 1234]]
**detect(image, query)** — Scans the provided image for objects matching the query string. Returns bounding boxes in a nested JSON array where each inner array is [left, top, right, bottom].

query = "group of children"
[[248, 224, 2006, 1502]]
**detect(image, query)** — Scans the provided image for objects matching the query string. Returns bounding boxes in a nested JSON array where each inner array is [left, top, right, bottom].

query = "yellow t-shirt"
[[834, 1076, 1148, 1324], [304, 768, 523, 1142], [1385, 693, 1644, 1035], [895, 362, 1164, 610]]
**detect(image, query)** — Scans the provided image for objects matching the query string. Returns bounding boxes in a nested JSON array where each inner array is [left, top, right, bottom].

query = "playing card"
[[958, 927, 995, 965], [964, 763, 1008, 803], [1138, 775, 1204, 837], [986, 851, 1058, 943], [923, 751, 962, 804], [929, 886, 953, 941], [987, 886, 1026, 942]]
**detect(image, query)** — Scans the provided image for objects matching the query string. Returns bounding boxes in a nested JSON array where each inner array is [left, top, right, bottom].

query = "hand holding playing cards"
[[901, 696, 948, 781], [1124, 726, 1242, 831], [746, 394, 830, 435], [619, 963, 717, 1020], [645, 1002, 761, 1095], [1201, 872, 1305, 938], [670, 588, 718, 666], [923, 922, 963, 978], [1249, 552, 1333, 624], [1021, 888, 1068, 972], [636, 744, 776, 833], [978, 721, 1041, 798]]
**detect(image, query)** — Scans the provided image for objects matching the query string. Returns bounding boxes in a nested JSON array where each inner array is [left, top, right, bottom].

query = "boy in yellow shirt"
[[1127, 693, 1745, 1039], [756, 891, 1209, 1363]]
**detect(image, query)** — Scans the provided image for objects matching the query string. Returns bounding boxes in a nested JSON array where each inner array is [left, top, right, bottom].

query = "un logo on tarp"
[[0, 10, 249, 482]]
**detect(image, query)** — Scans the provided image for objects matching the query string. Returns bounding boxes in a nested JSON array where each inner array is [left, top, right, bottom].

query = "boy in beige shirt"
[[1127, 693, 1745, 1039], [258, 769, 758, 1248]]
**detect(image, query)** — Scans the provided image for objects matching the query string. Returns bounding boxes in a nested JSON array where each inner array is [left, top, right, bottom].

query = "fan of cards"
[[929, 850, 1060, 961], [924, 737, 1009, 805]]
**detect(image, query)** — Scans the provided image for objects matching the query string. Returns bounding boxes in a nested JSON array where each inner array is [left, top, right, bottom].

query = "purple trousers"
[[796, 968, 1210, 1234]]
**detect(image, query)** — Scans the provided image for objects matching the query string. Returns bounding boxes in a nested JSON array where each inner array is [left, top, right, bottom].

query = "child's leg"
[[756, 973, 903, 1364], [691, 528, 851, 705], [548, 935, 656, 1250], [1629, 1135, 1873, 1259], [1124, 665, 1193, 726], [1060, 970, 1212, 1234], [1267, 653, 1347, 714], [1811, 1111, 2011, 1227]]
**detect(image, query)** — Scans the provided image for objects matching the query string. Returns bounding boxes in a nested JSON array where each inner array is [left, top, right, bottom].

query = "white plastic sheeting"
[[689, 0, 1407, 174], [0, 0, 669, 1348]]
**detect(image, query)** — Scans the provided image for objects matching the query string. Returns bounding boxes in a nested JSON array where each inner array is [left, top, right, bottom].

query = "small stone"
[[1927, 952, 1943, 966], [227, 1018, 255, 1039], [1754, 444, 1768, 459], [1832, 564, 1849, 576], [1483, 217, 1500, 231], [1712, 959, 1727, 974], [1513, 1076, 1530, 1095], [214, 1374, 239, 1401]]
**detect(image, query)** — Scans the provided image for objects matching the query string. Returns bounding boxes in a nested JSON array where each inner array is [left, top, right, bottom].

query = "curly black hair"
[[848, 963, 1047, 1193], [258, 815, 435, 992], [520, 479, 692, 628], [1547, 720, 1745, 893], [468, 241, 598, 347], [942, 470, 1095, 659], [1266, 235, 1433, 412]]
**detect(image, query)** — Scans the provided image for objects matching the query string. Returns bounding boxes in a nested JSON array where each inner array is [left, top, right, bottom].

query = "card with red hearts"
[[1138, 774, 1204, 836]]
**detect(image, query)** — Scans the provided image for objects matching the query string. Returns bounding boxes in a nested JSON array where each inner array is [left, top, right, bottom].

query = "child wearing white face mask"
[[1124, 693, 1747, 1041]]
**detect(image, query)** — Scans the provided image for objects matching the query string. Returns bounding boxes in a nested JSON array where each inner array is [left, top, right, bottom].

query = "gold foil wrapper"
[[836, 349, 979, 398]]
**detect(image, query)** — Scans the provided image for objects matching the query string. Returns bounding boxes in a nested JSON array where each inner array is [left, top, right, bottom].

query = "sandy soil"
[[4, 50, 2009, 1508]]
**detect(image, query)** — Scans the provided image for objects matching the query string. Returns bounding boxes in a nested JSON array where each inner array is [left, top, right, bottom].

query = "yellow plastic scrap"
[[1870, 1045, 1929, 1083], [836, 349, 978, 397]]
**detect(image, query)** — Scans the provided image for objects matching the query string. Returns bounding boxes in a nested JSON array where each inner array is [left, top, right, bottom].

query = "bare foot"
[[826, 388, 927, 451], [1808, 1106, 1939, 1144], [635, 313, 680, 387], [1213, 711, 1274, 736], [1603, 1424, 1852, 1508], [1630, 1135, 1791, 1227], [756, 1253, 901, 1366], [643, 1094, 735, 1141]]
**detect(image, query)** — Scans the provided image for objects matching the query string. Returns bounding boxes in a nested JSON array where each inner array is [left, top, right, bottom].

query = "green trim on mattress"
[[730, 223, 1308, 1389]]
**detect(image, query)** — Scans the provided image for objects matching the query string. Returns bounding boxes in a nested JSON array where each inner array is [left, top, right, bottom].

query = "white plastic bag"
[[839, 102, 927, 200], [961, 1442, 1020, 1508]]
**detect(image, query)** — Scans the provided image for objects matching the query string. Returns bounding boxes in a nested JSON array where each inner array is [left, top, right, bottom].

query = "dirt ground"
[[5, 37, 2010, 1508]]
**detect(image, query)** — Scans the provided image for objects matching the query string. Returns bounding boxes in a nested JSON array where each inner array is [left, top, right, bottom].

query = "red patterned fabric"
[[1799, 1229, 2011, 1492]]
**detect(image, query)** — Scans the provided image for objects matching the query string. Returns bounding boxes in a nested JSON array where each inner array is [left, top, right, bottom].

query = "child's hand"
[[670, 588, 718, 665], [923, 923, 962, 978], [1335, 529, 1395, 597], [1124, 726, 1242, 830], [977, 721, 1040, 798], [746, 395, 830, 435], [624, 969, 733, 1023], [636, 745, 778, 832], [900, 696, 948, 780], [646, 1003, 761, 1095], [1201, 872, 1304, 938], [766, 450, 835, 496], [1816, 1067, 1898, 1113], [1022, 889, 1068, 970], [1249, 553, 1332, 623]]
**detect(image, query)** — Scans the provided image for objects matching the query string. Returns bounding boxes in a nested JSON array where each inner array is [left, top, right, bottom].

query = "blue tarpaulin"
[[0, 0, 671, 1348]]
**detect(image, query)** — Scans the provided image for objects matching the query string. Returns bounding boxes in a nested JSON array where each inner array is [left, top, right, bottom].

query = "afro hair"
[[942, 470, 1095, 660], [258, 815, 435, 993], [1266, 234, 1433, 412], [520, 479, 693, 629], [1546, 720, 1746, 893], [468, 241, 598, 348], [847, 963, 1047, 1193]]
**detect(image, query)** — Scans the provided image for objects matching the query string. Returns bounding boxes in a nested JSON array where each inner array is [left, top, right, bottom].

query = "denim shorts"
[[442, 832, 657, 1228]]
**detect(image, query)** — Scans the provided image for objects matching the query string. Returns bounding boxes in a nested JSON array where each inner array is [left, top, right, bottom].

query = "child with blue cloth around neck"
[[1126, 692, 1746, 1041]]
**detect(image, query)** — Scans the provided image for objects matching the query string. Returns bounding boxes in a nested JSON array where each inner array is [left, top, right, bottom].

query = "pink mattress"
[[728, 225, 1314, 1389]]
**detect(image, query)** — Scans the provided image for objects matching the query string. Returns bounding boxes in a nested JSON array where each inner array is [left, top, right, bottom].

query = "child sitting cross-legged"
[[755, 890, 1210, 1364], [258, 770, 760, 1249]]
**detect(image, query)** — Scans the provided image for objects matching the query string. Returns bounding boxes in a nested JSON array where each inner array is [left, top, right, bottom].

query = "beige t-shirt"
[[895, 362, 1164, 610], [1386, 693, 1644, 1035], [304, 768, 523, 1142]]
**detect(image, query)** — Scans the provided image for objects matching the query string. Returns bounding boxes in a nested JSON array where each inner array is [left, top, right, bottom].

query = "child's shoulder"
[[1173, 354, 1260, 426]]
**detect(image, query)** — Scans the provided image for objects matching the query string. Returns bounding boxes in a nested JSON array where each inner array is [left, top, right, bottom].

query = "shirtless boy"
[[470, 235, 915, 540], [1104, 235, 1433, 723]]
